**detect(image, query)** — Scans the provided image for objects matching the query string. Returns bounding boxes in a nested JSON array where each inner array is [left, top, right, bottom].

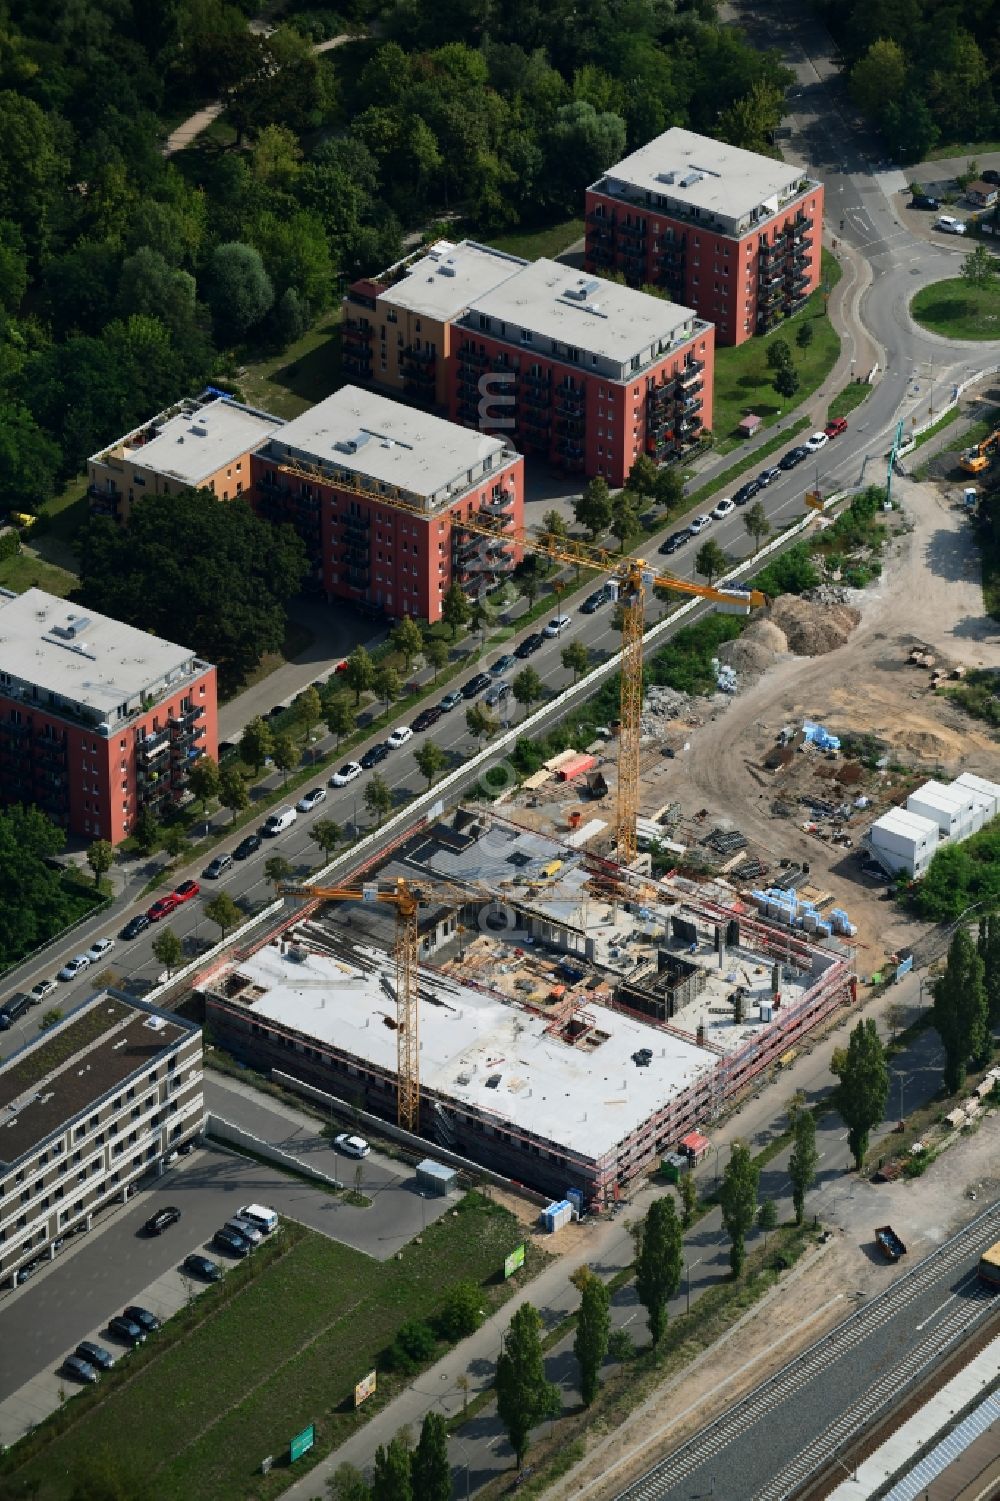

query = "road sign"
[[354, 1370, 377, 1408], [290, 1424, 315, 1463], [504, 1243, 526, 1279]]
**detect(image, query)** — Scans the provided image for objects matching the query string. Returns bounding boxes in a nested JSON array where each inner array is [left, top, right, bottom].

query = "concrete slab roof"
[[377, 239, 527, 322], [872, 807, 939, 841], [96, 396, 284, 485]]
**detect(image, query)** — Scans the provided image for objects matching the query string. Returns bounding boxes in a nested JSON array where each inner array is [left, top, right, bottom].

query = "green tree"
[[86, 839, 113, 888], [743, 502, 771, 554], [325, 695, 356, 746], [206, 241, 274, 341], [512, 666, 543, 719], [694, 538, 728, 586], [187, 755, 221, 816], [133, 809, 161, 856], [364, 772, 393, 825], [932, 926, 989, 1092], [295, 685, 323, 748], [977, 915, 1000, 1029], [441, 581, 471, 639], [679, 1171, 698, 1228], [610, 490, 641, 551], [466, 702, 498, 744], [345, 646, 376, 705], [0, 404, 61, 513], [719, 1142, 760, 1278], [766, 338, 792, 371], [961, 243, 997, 294], [495, 1303, 560, 1469], [426, 638, 449, 680], [574, 1271, 611, 1405], [151, 929, 184, 976], [437, 1280, 483, 1341], [633, 1195, 683, 1346], [309, 818, 342, 861], [788, 1106, 818, 1226], [774, 364, 801, 400], [574, 477, 613, 541], [205, 891, 242, 939], [653, 467, 685, 511], [271, 731, 300, 785], [373, 663, 401, 711], [328, 1463, 372, 1501], [0, 806, 72, 965], [372, 1435, 411, 1501], [514, 554, 545, 606], [850, 38, 907, 121], [833, 1018, 889, 1170], [796, 321, 814, 350], [219, 767, 250, 823], [546, 101, 626, 214], [757, 1197, 778, 1247], [561, 640, 589, 682], [264, 855, 294, 890], [391, 616, 424, 672], [415, 741, 447, 787], [540, 508, 569, 549], [627, 454, 658, 496], [411, 1412, 450, 1501], [162, 824, 188, 861], [718, 80, 785, 154]]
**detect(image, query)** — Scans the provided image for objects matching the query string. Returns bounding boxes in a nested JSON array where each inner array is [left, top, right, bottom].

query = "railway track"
[[615, 1202, 1000, 1501]]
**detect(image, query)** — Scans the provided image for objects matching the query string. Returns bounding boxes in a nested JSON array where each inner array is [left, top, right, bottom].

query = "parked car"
[[147, 893, 182, 920], [483, 681, 510, 707], [439, 690, 463, 712], [124, 1305, 161, 1334], [202, 854, 232, 881], [63, 1354, 99, 1384], [934, 215, 966, 235], [142, 1205, 181, 1236], [30, 978, 56, 1002], [75, 1341, 114, 1371], [688, 514, 712, 534], [296, 786, 327, 812], [0, 994, 33, 1029], [233, 833, 263, 861], [461, 672, 491, 699], [213, 1226, 252, 1258], [173, 880, 200, 902], [779, 446, 809, 470], [411, 705, 443, 732], [733, 480, 760, 505], [581, 587, 610, 612], [236, 1203, 279, 1234], [514, 632, 544, 659], [387, 726, 413, 749], [982, 169, 1000, 186], [360, 742, 390, 770], [262, 806, 297, 836], [107, 1315, 145, 1347], [542, 614, 571, 638], [183, 1254, 222, 1282], [334, 1132, 370, 1158], [909, 193, 939, 211], [490, 653, 517, 676], [758, 466, 782, 487], [329, 762, 362, 787], [85, 938, 116, 964], [711, 497, 735, 520], [804, 431, 829, 453], [824, 417, 848, 439], [226, 1215, 263, 1245], [57, 954, 91, 982], [658, 530, 689, 555], [121, 914, 150, 941]]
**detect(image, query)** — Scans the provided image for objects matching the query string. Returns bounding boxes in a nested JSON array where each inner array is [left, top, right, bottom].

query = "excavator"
[[959, 427, 1000, 475]]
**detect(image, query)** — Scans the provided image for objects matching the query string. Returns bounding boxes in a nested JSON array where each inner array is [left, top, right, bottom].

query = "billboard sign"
[[503, 1243, 526, 1279], [290, 1425, 315, 1463], [354, 1370, 377, 1408]]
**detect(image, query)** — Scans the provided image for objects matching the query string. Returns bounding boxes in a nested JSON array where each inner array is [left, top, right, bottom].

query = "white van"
[[236, 1203, 279, 1234], [262, 806, 297, 836]]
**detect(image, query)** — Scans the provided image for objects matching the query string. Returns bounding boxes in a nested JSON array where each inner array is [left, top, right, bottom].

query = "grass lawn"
[[489, 216, 585, 261], [239, 311, 344, 419], [827, 382, 872, 422], [0, 549, 77, 597], [2, 1195, 538, 1501], [910, 277, 1000, 340], [712, 250, 842, 449]]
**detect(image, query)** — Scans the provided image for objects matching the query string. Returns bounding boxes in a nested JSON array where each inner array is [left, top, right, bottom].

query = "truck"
[[874, 1225, 907, 1262], [977, 1238, 1000, 1288]]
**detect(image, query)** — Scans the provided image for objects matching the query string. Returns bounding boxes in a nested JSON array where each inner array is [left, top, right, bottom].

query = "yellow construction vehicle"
[[959, 427, 1000, 475]]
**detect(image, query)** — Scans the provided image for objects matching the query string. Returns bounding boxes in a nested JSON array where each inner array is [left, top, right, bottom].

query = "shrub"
[[437, 1280, 484, 1341]]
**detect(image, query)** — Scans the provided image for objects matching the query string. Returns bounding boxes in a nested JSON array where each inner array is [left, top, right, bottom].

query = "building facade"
[[251, 386, 524, 622], [0, 589, 217, 844], [343, 240, 527, 408], [451, 259, 714, 486], [0, 994, 203, 1288], [88, 391, 285, 523], [585, 128, 824, 346]]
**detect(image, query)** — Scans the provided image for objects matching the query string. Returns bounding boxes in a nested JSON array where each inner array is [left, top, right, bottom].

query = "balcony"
[[87, 485, 121, 518], [677, 359, 704, 384], [339, 514, 370, 539], [618, 222, 647, 246], [169, 705, 203, 731], [458, 344, 490, 368], [342, 352, 373, 381], [587, 209, 615, 226], [589, 243, 615, 267], [342, 318, 374, 342], [554, 385, 585, 416], [138, 732, 170, 760]]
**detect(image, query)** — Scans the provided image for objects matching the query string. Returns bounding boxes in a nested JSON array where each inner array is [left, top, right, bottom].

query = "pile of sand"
[[717, 618, 789, 682], [768, 594, 860, 656]]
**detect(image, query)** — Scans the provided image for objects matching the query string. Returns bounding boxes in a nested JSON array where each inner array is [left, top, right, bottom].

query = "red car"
[[173, 880, 200, 903], [147, 893, 182, 923], [824, 417, 848, 439]]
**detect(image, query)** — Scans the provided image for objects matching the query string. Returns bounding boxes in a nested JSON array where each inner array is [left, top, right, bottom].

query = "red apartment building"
[[0, 589, 217, 845], [251, 387, 524, 623], [450, 259, 714, 487], [585, 128, 824, 346]]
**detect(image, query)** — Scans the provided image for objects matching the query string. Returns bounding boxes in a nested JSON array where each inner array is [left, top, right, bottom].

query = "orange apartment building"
[[87, 392, 285, 523], [342, 239, 527, 406], [251, 387, 524, 623], [585, 128, 824, 346], [0, 589, 217, 845]]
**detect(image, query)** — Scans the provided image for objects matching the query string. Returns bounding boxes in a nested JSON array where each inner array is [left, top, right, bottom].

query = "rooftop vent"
[[438, 260, 457, 277], [190, 422, 208, 437], [680, 171, 704, 188], [563, 278, 601, 303], [144, 1015, 167, 1032], [334, 432, 372, 455], [50, 614, 91, 641], [656, 171, 676, 185]]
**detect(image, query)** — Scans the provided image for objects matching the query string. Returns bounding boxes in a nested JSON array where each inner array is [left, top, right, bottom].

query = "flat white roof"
[[95, 397, 283, 485], [261, 387, 515, 504], [593, 127, 811, 229], [953, 771, 1000, 802], [464, 258, 702, 374], [377, 239, 527, 322], [218, 944, 718, 1163], [909, 779, 972, 813], [0, 588, 205, 723], [872, 807, 939, 842]]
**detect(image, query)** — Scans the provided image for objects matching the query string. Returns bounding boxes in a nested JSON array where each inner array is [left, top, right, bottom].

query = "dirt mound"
[[768, 594, 860, 656], [716, 618, 789, 684], [745, 619, 789, 654]]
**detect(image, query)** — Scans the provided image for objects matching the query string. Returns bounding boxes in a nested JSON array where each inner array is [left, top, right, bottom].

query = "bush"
[[396, 1318, 437, 1362], [0, 531, 21, 561], [645, 614, 745, 696], [437, 1280, 484, 1341], [752, 541, 820, 597]]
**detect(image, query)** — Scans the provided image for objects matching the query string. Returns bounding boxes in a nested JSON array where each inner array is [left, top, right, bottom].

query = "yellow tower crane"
[[268, 453, 767, 866]]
